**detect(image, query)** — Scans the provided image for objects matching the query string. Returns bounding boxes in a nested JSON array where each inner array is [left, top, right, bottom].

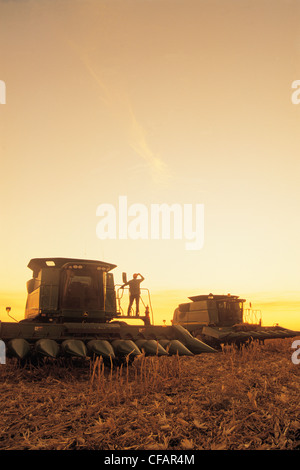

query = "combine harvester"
[[0, 258, 216, 364], [172, 293, 300, 349]]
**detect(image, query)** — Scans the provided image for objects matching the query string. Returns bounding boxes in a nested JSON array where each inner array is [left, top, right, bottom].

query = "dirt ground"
[[0, 337, 300, 451]]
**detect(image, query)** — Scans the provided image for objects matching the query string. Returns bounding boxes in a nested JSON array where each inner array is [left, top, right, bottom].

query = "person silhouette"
[[121, 273, 145, 316]]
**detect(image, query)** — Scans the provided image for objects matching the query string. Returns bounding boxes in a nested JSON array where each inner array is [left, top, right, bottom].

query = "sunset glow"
[[0, 0, 299, 329]]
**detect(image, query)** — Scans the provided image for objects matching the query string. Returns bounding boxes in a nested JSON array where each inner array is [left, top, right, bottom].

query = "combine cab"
[[172, 293, 300, 349], [0, 258, 216, 363]]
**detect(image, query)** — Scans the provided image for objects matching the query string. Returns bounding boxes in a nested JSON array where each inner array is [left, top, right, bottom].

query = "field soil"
[[0, 338, 300, 451]]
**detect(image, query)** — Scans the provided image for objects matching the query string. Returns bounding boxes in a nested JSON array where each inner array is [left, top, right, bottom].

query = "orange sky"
[[0, 0, 300, 329]]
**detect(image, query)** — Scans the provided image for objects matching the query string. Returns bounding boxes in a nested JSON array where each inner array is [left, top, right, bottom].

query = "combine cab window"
[[217, 301, 243, 325], [60, 266, 104, 311]]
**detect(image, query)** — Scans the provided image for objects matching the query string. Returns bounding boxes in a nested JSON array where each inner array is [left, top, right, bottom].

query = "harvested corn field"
[[0, 338, 300, 451]]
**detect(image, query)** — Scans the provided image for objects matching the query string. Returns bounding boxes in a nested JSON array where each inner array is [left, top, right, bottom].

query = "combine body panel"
[[0, 258, 216, 363], [173, 293, 300, 348]]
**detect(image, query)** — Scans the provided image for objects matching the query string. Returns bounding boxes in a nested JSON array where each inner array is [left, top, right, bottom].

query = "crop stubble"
[[0, 338, 299, 450]]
